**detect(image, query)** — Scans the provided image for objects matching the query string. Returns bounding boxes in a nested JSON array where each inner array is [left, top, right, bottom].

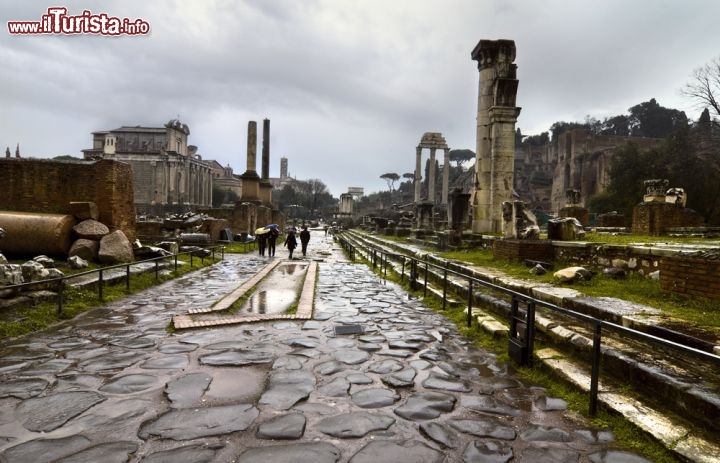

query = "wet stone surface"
[[0, 238, 655, 461]]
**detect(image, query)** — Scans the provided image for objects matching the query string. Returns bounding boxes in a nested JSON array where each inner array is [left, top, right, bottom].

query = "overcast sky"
[[2, 0, 719, 197]]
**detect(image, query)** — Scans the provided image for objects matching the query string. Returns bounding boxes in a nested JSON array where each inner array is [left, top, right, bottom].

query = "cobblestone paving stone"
[[0, 235, 654, 462]]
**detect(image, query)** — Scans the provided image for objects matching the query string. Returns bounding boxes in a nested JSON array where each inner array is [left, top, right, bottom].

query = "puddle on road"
[[238, 262, 308, 315]]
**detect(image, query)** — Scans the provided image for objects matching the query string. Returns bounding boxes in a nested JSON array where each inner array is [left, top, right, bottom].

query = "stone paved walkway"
[[0, 233, 654, 462]]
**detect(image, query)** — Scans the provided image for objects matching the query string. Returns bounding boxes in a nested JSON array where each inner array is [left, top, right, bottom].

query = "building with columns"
[[82, 119, 213, 214]]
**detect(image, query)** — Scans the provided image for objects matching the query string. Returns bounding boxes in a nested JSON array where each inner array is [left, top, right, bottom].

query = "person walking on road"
[[284, 228, 298, 259], [299, 226, 310, 257], [267, 227, 279, 257], [257, 232, 267, 256]]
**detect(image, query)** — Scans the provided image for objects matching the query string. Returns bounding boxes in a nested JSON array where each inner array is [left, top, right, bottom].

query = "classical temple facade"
[[82, 119, 213, 214]]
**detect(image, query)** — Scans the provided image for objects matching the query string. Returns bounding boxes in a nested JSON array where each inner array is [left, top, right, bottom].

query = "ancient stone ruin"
[[632, 179, 702, 235], [471, 39, 521, 234]]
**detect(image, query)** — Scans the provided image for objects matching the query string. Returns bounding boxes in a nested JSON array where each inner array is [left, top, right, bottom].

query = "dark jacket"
[[284, 232, 297, 249], [300, 229, 310, 244]]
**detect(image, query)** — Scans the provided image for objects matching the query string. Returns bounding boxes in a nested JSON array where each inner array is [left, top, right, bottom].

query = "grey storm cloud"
[[1, 0, 719, 196]]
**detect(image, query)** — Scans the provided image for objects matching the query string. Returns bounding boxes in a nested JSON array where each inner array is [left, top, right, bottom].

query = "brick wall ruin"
[[660, 254, 720, 300], [0, 158, 136, 240]]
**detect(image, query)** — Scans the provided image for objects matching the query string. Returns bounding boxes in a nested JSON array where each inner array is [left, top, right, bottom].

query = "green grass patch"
[[438, 247, 720, 333], [0, 256, 220, 341]]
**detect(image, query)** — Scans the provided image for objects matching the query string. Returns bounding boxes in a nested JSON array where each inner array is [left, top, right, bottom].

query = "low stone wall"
[[553, 242, 664, 275], [493, 240, 554, 263], [660, 254, 720, 300]]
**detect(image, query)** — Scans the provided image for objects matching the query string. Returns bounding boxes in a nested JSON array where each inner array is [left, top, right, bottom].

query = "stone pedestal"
[[415, 202, 435, 231], [559, 206, 589, 227], [632, 202, 702, 236], [449, 191, 471, 232], [547, 218, 586, 241]]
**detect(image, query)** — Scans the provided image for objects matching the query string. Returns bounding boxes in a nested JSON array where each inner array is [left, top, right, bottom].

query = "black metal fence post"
[[126, 265, 131, 291], [56, 279, 64, 315], [423, 261, 428, 297], [466, 279, 473, 327], [590, 321, 602, 417], [98, 269, 104, 301], [154, 260, 159, 281], [174, 254, 178, 273], [401, 256, 405, 282], [442, 269, 447, 310]]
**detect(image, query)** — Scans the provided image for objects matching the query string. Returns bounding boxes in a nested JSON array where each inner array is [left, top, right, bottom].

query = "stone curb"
[[172, 259, 316, 329]]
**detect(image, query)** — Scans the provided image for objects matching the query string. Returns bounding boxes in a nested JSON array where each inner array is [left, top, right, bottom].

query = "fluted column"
[[429, 148, 437, 204], [442, 148, 450, 205], [414, 146, 422, 202]]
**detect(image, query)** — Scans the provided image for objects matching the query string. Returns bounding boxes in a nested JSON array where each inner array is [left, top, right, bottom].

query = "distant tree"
[[402, 172, 415, 181], [597, 115, 630, 136], [380, 172, 400, 192], [549, 121, 589, 141], [53, 155, 83, 161], [5, 147, 11, 157], [627, 98, 688, 138], [448, 149, 475, 169], [521, 132, 549, 146], [683, 55, 720, 121]]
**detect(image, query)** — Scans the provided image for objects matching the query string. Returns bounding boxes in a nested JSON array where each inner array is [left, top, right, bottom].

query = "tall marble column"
[[240, 121, 261, 201], [259, 118, 273, 205], [428, 148, 437, 204], [441, 148, 450, 205], [471, 39, 521, 234], [414, 146, 422, 202]]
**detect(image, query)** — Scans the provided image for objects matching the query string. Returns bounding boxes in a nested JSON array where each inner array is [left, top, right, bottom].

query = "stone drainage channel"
[[0, 232, 689, 462], [339, 229, 720, 462]]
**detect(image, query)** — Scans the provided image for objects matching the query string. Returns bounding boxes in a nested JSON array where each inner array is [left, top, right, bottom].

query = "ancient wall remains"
[[632, 203, 703, 235], [660, 255, 720, 300], [0, 158, 136, 240]]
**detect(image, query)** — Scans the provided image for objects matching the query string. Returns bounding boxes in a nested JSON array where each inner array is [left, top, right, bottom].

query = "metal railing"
[[337, 232, 720, 417], [2, 245, 225, 316]]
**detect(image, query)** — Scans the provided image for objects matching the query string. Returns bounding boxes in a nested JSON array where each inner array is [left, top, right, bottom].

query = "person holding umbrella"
[[284, 227, 298, 259], [267, 224, 280, 257], [254, 226, 272, 257]]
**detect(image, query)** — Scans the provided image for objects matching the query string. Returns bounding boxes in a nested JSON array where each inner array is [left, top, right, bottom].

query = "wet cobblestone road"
[[0, 234, 653, 462]]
